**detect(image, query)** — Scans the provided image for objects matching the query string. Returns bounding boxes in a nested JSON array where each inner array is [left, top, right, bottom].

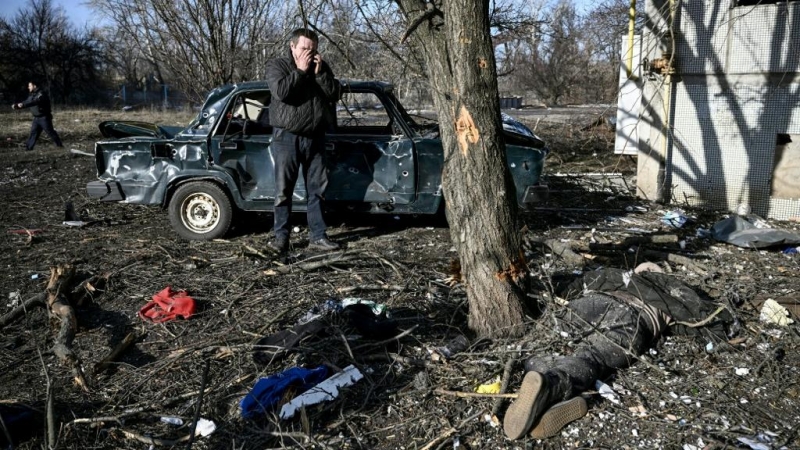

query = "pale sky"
[[0, 0, 104, 28], [1, 0, 596, 29]]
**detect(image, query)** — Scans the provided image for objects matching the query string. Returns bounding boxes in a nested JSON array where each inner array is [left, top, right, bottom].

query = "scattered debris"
[[595, 380, 620, 404], [193, 418, 216, 437], [240, 366, 329, 419], [280, 364, 364, 419], [431, 335, 470, 361], [711, 215, 800, 248], [69, 148, 93, 157], [759, 299, 794, 326], [661, 210, 689, 228], [160, 416, 183, 426], [476, 379, 502, 394]]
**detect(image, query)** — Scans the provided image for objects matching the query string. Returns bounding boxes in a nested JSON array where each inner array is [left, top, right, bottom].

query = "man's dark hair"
[[289, 28, 318, 45]]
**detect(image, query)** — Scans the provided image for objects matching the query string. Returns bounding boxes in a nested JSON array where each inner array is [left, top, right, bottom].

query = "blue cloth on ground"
[[240, 365, 329, 418]]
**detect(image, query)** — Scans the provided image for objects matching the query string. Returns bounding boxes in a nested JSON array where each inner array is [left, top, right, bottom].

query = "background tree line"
[[0, 0, 637, 108]]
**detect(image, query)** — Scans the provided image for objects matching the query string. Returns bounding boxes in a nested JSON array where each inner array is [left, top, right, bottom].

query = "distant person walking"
[[265, 28, 340, 253], [12, 79, 63, 151]]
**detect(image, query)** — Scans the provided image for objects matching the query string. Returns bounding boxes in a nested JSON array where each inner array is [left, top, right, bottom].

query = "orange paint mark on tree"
[[495, 254, 527, 283], [455, 105, 479, 156]]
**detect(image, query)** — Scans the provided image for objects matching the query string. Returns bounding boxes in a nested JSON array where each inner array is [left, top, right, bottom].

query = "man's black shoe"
[[308, 237, 340, 251], [267, 237, 289, 254]]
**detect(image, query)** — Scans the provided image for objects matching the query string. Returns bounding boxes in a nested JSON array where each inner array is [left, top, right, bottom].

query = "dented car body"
[[87, 80, 548, 240]]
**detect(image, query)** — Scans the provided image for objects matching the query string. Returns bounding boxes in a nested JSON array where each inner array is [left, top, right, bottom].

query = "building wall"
[[640, 0, 800, 219]]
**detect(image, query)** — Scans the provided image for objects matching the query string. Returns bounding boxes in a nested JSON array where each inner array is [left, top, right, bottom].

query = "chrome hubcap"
[[181, 193, 220, 233]]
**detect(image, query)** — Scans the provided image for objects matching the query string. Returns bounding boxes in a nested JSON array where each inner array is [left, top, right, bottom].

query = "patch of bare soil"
[[0, 125, 798, 450]]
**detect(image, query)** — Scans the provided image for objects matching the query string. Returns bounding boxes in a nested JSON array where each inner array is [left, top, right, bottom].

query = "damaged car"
[[87, 81, 549, 240]]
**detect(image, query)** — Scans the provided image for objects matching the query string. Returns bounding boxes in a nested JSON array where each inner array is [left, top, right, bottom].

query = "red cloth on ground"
[[138, 287, 196, 323]]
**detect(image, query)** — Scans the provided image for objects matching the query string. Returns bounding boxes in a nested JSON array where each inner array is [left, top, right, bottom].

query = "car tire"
[[168, 181, 233, 240]]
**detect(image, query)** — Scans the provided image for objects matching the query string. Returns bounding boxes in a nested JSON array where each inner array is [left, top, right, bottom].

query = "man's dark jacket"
[[265, 53, 338, 136], [20, 88, 52, 117]]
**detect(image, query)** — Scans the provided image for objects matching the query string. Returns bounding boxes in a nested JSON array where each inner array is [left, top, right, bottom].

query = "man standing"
[[265, 28, 340, 253], [12, 80, 64, 151]]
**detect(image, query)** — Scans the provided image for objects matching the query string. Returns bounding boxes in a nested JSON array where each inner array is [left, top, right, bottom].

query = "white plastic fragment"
[[63, 221, 88, 227], [759, 299, 794, 326], [736, 437, 770, 450], [160, 416, 183, 426], [735, 367, 750, 376], [194, 418, 216, 437], [595, 380, 620, 404], [280, 365, 364, 419], [7, 291, 21, 308]]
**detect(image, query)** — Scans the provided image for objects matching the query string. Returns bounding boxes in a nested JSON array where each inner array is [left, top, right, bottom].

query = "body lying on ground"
[[504, 265, 735, 440]]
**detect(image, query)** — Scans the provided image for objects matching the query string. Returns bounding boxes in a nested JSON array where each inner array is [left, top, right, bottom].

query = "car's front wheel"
[[168, 181, 233, 240]]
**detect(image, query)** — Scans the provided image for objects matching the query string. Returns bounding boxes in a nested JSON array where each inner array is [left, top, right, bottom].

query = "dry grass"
[[0, 107, 197, 149]]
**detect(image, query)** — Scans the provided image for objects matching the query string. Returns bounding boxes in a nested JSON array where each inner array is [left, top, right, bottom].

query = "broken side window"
[[336, 92, 393, 134]]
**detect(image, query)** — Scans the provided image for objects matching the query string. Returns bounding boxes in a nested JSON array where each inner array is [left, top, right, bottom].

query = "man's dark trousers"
[[272, 128, 328, 241], [26, 115, 63, 150]]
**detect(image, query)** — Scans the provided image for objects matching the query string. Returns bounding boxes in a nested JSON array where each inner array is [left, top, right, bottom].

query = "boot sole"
[[530, 396, 588, 439], [503, 371, 547, 440]]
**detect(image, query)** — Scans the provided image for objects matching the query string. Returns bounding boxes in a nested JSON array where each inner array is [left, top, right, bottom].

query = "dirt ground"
[[1, 113, 798, 450]]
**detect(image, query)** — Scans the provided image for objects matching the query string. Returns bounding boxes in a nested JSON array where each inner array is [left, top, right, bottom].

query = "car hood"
[[99, 121, 181, 139]]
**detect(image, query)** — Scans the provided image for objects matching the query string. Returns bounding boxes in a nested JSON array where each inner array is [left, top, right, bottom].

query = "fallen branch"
[[0, 292, 46, 330], [72, 272, 110, 306], [360, 352, 430, 367], [674, 305, 727, 328], [364, 251, 404, 277], [67, 388, 215, 427], [185, 359, 211, 450], [352, 324, 418, 351], [533, 238, 585, 266], [242, 244, 272, 260], [93, 332, 140, 375], [336, 284, 405, 294], [263, 251, 361, 275], [434, 388, 517, 399], [492, 356, 517, 416], [116, 428, 191, 446], [640, 249, 709, 275], [39, 349, 56, 450], [46, 264, 89, 391], [420, 411, 483, 450]]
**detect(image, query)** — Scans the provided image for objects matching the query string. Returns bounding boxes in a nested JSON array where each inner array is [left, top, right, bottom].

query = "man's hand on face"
[[291, 36, 320, 74], [294, 48, 313, 72]]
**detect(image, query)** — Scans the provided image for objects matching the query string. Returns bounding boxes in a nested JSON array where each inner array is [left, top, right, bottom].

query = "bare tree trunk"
[[397, 0, 529, 337]]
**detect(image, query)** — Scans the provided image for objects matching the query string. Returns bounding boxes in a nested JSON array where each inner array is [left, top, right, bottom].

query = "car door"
[[325, 90, 416, 205], [209, 90, 277, 203]]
